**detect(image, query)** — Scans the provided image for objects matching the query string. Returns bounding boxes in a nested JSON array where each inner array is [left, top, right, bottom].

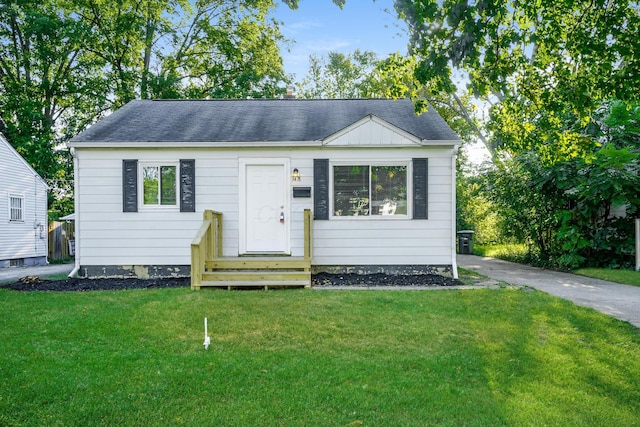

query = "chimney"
[[284, 86, 296, 99]]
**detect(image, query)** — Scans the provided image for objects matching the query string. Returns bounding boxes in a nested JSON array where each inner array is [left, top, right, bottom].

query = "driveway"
[[458, 254, 640, 329], [0, 263, 74, 284]]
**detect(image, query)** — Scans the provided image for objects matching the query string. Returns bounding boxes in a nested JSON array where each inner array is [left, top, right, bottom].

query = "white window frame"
[[138, 162, 179, 211], [330, 161, 412, 220], [8, 194, 25, 222]]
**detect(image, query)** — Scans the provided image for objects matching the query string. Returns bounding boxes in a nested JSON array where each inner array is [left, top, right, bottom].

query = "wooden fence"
[[48, 221, 75, 261]]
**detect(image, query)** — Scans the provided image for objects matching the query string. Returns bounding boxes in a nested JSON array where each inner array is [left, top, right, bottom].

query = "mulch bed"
[[1, 276, 191, 292], [1, 273, 463, 292], [312, 272, 463, 287]]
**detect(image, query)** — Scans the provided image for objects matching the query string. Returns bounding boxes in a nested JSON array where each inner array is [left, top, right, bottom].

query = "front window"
[[142, 165, 177, 206], [333, 164, 407, 217], [9, 195, 24, 222]]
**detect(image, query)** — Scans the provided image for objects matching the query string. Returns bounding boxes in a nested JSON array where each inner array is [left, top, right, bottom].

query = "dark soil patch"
[[1, 272, 463, 292], [312, 272, 464, 287]]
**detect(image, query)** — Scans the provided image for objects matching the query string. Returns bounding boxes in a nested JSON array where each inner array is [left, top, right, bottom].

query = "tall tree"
[[0, 0, 305, 213], [395, 0, 640, 105], [369, 53, 479, 144], [0, 1, 108, 179], [393, 0, 640, 157], [296, 50, 379, 99], [76, 0, 292, 105]]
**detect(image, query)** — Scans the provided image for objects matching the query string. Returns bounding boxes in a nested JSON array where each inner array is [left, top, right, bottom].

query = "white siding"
[[310, 148, 454, 266], [324, 116, 421, 146], [0, 137, 48, 262], [75, 144, 455, 268]]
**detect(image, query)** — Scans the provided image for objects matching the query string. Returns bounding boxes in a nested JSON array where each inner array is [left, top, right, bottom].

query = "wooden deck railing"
[[191, 210, 223, 289], [191, 209, 313, 289]]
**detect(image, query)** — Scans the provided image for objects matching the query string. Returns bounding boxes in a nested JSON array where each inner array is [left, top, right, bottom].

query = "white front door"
[[241, 162, 289, 254]]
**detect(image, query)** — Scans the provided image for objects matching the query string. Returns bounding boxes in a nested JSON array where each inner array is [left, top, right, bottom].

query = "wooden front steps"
[[199, 256, 311, 290], [191, 209, 313, 290]]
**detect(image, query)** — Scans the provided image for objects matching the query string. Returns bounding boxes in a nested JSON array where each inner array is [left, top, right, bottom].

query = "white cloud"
[[280, 20, 323, 38], [288, 20, 323, 31], [305, 39, 352, 52]]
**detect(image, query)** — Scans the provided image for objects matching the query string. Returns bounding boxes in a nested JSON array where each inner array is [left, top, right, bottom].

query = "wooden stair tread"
[[203, 271, 310, 281], [199, 280, 310, 289], [206, 257, 310, 270]]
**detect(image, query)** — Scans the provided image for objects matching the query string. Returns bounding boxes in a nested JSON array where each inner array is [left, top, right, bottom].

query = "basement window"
[[10, 258, 24, 267]]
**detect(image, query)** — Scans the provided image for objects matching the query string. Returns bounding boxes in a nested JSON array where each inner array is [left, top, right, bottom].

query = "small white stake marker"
[[203, 317, 211, 350]]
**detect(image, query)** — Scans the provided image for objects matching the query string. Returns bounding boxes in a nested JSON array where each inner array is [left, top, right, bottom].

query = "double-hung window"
[[9, 195, 24, 222], [332, 164, 408, 217], [123, 159, 195, 213], [141, 164, 177, 207]]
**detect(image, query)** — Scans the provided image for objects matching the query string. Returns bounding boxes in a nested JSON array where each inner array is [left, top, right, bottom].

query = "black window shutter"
[[313, 159, 329, 220], [180, 159, 196, 212], [122, 159, 138, 212], [413, 158, 428, 219]]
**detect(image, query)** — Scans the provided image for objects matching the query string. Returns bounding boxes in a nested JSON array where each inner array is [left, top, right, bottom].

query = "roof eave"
[[67, 140, 325, 149], [67, 139, 460, 149], [420, 139, 461, 147]]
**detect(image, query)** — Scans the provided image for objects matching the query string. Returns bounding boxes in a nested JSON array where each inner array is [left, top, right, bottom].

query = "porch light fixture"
[[292, 168, 301, 181]]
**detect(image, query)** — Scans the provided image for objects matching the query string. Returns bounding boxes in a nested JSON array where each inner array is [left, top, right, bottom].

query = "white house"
[[68, 99, 460, 285], [0, 134, 49, 267]]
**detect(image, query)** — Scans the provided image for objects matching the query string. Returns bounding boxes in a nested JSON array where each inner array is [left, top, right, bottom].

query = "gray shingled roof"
[[70, 98, 459, 143]]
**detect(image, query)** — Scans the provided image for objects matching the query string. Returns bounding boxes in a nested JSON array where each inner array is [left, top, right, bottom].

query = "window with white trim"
[[9, 195, 24, 222], [141, 164, 177, 207], [332, 164, 408, 217]]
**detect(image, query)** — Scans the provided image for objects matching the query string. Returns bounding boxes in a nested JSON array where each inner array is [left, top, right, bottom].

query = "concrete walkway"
[[0, 263, 74, 284], [458, 254, 640, 329]]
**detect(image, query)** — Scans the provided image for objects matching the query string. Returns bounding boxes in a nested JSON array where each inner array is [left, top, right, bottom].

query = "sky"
[[271, 0, 409, 80]]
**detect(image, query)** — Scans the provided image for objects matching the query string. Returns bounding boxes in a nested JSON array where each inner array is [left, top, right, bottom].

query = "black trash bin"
[[457, 230, 475, 254]]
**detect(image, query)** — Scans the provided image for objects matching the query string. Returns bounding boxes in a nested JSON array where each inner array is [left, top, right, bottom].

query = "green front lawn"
[[1, 288, 639, 426]]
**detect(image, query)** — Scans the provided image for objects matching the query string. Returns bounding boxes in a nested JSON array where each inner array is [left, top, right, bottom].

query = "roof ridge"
[[147, 98, 407, 102]]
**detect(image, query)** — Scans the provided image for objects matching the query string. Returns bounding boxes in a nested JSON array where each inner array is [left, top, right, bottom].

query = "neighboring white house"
[[0, 134, 49, 267], [67, 99, 460, 279]]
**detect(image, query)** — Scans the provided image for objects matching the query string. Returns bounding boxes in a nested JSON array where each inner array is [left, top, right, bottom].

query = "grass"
[[575, 268, 640, 287], [1, 288, 640, 426], [456, 267, 487, 285], [473, 243, 529, 262]]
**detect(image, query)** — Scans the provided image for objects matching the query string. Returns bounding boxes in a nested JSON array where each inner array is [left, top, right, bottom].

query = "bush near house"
[[464, 101, 640, 271]]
